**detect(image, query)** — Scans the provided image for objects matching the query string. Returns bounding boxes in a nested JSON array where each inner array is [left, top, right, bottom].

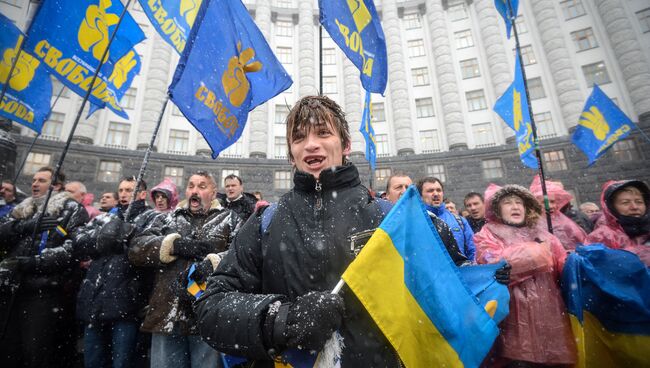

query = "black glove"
[[0, 256, 38, 273], [97, 218, 135, 254], [189, 259, 214, 285], [495, 263, 512, 285], [271, 291, 345, 351], [172, 238, 213, 259], [14, 215, 58, 235]]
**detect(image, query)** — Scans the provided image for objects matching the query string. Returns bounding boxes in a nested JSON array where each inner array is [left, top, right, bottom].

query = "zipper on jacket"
[[315, 181, 323, 211]]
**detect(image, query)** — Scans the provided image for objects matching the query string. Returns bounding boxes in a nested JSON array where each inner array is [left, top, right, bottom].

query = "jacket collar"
[[293, 164, 361, 193], [425, 203, 447, 217]]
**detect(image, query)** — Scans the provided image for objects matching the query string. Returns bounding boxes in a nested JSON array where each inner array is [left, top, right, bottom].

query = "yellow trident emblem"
[[78, 0, 120, 62], [180, 0, 202, 27], [0, 35, 40, 92], [221, 42, 262, 108], [346, 0, 371, 33], [579, 106, 610, 140], [108, 50, 137, 89]]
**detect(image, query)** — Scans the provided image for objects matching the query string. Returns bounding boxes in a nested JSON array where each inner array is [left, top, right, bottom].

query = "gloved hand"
[[495, 263, 512, 285], [189, 258, 214, 284], [0, 256, 38, 273], [172, 238, 213, 259], [272, 291, 345, 351], [97, 218, 135, 254], [14, 215, 58, 234]]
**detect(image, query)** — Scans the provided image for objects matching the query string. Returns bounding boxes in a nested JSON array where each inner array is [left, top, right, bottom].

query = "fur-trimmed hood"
[[11, 191, 75, 219], [485, 184, 542, 227]]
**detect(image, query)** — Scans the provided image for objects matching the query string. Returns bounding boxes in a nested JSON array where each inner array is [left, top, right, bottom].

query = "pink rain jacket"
[[82, 193, 100, 220], [150, 178, 179, 212], [586, 180, 650, 265], [475, 184, 577, 366], [529, 175, 587, 251]]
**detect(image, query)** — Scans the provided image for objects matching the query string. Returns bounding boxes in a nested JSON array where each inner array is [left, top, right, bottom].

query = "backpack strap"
[[453, 213, 465, 232], [260, 202, 278, 234]]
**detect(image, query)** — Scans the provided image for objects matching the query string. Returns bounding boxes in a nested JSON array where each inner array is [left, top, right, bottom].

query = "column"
[[383, 0, 415, 155], [248, 0, 271, 158], [343, 58, 364, 156], [298, 1, 316, 96]]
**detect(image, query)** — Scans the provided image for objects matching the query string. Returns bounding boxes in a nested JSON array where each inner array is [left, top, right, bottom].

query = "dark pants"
[[83, 320, 139, 368]]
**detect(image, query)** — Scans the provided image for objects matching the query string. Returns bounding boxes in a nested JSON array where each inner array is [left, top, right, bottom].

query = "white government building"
[[2, 0, 650, 187]]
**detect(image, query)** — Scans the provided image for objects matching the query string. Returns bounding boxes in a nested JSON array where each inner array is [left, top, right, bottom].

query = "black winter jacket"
[[74, 200, 156, 323], [218, 192, 257, 222], [195, 165, 401, 367]]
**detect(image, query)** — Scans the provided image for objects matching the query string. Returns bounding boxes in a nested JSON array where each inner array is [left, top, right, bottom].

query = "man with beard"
[[464, 192, 487, 233], [129, 171, 241, 368]]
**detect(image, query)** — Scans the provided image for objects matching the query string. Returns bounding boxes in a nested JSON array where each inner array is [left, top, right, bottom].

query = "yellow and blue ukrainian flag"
[[571, 84, 635, 165], [561, 244, 650, 368], [137, 0, 202, 54], [342, 186, 509, 368]]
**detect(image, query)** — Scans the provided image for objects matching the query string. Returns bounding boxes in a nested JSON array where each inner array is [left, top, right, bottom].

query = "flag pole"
[[319, 24, 323, 95], [507, 0, 553, 233], [13, 85, 67, 183], [123, 96, 169, 221]]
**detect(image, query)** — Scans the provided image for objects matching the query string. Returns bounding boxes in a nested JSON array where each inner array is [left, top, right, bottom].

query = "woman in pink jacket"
[[475, 184, 576, 367]]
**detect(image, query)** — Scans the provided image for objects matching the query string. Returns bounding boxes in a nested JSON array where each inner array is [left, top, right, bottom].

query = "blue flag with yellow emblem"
[[342, 186, 509, 368], [25, 0, 145, 119], [319, 0, 387, 95], [494, 54, 538, 169], [168, 0, 292, 159], [0, 13, 52, 133], [360, 90, 376, 170], [138, 0, 202, 54], [571, 84, 634, 165], [494, 0, 519, 39]]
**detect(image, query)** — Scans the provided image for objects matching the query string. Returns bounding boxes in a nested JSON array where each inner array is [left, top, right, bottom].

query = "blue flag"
[[360, 90, 376, 170], [319, 0, 387, 95], [0, 13, 52, 133], [25, 0, 145, 118], [571, 85, 635, 165], [494, 54, 538, 169], [168, 0, 292, 159], [494, 0, 519, 39], [138, 0, 202, 54]]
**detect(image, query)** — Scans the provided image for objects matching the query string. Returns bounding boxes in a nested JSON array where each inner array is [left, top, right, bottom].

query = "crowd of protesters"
[[0, 95, 647, 367]]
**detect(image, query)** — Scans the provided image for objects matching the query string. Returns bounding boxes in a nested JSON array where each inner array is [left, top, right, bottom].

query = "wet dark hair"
[[37, 167, 65, 187], [2, 180, 16, 196], [120, 176, 147, 191], [464, 192, 484, 206], [224, 174, 242, 185], [416, 177, 443, 194], [190, 170, 216, 188], [385, 172, 411, 193], [285, 95, 351, 161], [102, 191, 119, 201]]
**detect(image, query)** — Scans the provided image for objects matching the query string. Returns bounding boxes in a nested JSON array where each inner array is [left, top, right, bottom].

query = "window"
[[323, 76, 337, 94], [415, 98, 435, 118], [543, 150, 568, 172], [51, 77, 70, 98], [375, 168, 392, 184], [460, 58, 480, 79], [466, 89, 487, 111], [528, 77, 545, 100], [164, 167, 184, 187], [274, 137, 287, 159], [421, 130, 441, 153], [275, 0, 293, 8], [638, 8, 650, 33], [275, 20, 293, 37], [534, 112, 555, 139], [24, 152, 51, 175], [221, 140, 243, 158], [105, 121, 130, 148], [42, 112, 64, 140], [276, 46, 292, 64], [611, 139, 640, 161], [168, 129, 189, 154], [407, 39, 426, 57], [222, 169, 240, 181], [482, 159, 503, 179], [582, 62, 611, 87], [561, 0, 586, 20], [571, 28, 598, 51], [123, 87, 137, 109], [322, 48, 336, 65], [519, 45, 536, 65], [274, 170, 292, 189], [403, 13, 422, 29], [448, 2, 468, 21], [472, 123, 495, 147], [275, 105, 289, 125], [426, 164, 446, 182], [97, 161, 122, 183], [411, 67, 430, 86], [455, 30, 474, 49], [376, 134, 389, 157], [515, 16, 527, 34], [372, 102, 385, 122]]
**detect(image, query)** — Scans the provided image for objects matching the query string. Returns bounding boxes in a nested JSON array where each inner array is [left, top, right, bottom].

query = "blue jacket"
[[0, 203, 15, 218], [426, 203, 476, 261]]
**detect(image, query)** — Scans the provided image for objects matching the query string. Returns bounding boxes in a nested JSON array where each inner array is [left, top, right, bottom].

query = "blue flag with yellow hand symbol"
[[571, 84, 634, 165], [138, 0, 202, 54], [360, 90, 376, 170], [168, 0, 292, 159], [0, 13, 52, 133], [25, 0, 145, 119], [319, 0, 387, 95], [494, 0, 519, 39], [494, 55, 538, 169]]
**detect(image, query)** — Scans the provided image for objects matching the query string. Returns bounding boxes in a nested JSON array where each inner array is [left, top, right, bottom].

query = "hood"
[[11, 191, 74, 219], [600, 180, 650, 228], [82, 192, 94, 207], [529, 175, 572, 211], [485, 183, 542, 228], [150, 177, 180, 210]]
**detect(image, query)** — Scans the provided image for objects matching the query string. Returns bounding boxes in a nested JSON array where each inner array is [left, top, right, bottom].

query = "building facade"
[[2, 0, 649, 203]]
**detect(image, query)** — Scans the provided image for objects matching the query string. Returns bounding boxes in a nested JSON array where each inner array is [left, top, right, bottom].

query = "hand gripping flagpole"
[[507, 0, 553, 233]]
